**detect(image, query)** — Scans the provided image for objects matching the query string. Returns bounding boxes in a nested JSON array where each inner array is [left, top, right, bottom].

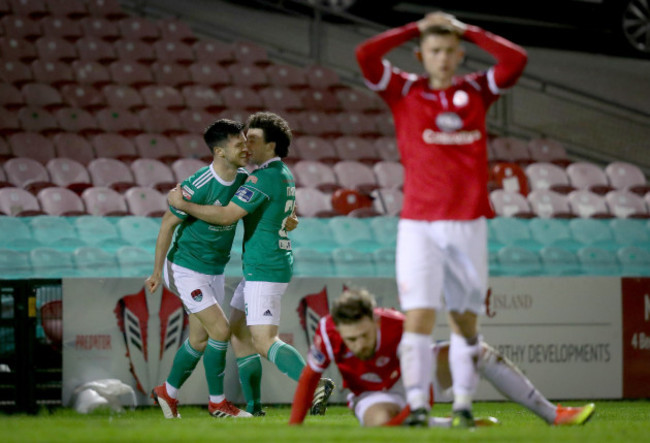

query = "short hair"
[[246, 111, 292, 158], [203, 119, 244, 155], [331, 288, 376, 326], [420, 24, 462, 42]]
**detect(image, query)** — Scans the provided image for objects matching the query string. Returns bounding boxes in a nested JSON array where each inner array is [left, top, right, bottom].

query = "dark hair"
[[203, 119, 244, 155], [420, 24, 461, 42], [331, 289, 376, 326], [246, 111, 292, 158]]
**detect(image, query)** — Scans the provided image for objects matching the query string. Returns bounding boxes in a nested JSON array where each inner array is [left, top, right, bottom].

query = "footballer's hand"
[[145, 273, 161, 293], [286, 212, 299, 232], [418, 11, 467, 34], [167, 184, 186, 210]]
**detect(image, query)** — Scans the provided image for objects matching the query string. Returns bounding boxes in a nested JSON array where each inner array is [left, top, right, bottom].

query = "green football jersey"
[[232, 158, 295, 282], [167, 164, 249, 275]]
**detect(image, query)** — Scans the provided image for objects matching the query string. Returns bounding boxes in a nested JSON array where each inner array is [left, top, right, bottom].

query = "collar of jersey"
[[256, 156, 281, 170], [209, 163, 237, 186]]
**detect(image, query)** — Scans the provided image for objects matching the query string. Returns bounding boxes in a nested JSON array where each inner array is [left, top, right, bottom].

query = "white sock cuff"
[[450, 333, 480, 356]]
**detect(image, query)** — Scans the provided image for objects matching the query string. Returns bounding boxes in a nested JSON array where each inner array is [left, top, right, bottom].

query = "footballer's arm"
[[289, 365, 322, 425], [168, 185, 248, 226], [145, 209, 182, 293]]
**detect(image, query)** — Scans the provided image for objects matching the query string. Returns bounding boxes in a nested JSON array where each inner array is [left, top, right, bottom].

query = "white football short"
[[163, 259, 225, 314], [396, 218, 488, 314], [230, 278, 288, 326], [347, 381, 406, 426]]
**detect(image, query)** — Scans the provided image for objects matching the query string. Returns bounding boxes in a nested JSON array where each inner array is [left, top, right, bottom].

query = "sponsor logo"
[[309, 345, 327, 365], [485, 288, 533, 318], [422, 128, 482, 145], [375, 356, 390, 367], [360, 372, 382, 383], [452, 90, 469, 107], [435, 112, 463, 132], [246, 175, 258, 184], [263, 309, 273, 317], [235, 187, 254, 203], [181, 185, 193, 200], [191, 289, 203, 302]]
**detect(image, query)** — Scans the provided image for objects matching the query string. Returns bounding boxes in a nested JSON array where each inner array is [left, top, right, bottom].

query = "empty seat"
[[490, 162, 529, 195], [617, 246, 650, 276], [373, 136, 400, 162], [28, 215, 77, 245], [0, 186, 43, 215], [568, 189, 612, 218], [52, 133, 95, 165], [72, 60, 112, 88], [525, 161, 573, 194], [528, 218, 581, 251], [371, 188, 403, 216], [232, 41, 269, 66], [294, 187, 336, 217], [0, 248, 32, 277], [17, 106, 58, 134], [539, 246, 582, 275], [34, 36, 77, 63], [566, 161, 613, 195], [1, 15, 42, 41], [3, 156, 54, 193], [85, 0, 128, 20], [0, 59, 33, 87], [108, 60, 154, 88], [40, 15, 83, 41], [30, 247, 76, 277], [0, 214, 31, 244], [139, 85, 185, 111], [296, 111, 340, 138], [192, 40, 235, 65], [30, 59, 74, 87], [130, 158, 176, 192], [328, 216, 380, 251], [604, 161, 650, 196], [152, 61, 192, 87], [293, 136, 338, 164], [91, 132, 138, 162], [114, 38, 155, 64], [87, 157, 136, 191], [95, 107, 142, 136], [495, 246, 542, 276], [331, 247, 376, 277], [116, 245, 154, 276], [300, 88, 340, 112], [373, 247, 396, 277], [157, 18, 197, 44], [527, 189, 574, 218], [265, 63, 307, 89], [489, 189, 535, 218], [0, 36, 37, 63], [137, 108, 184, 137], [75, 35, 117, 64], [153, 39, 194, 65], [373, 160, 403, 189], [181, 85, 223, 112], [48, 0, 88, 20], [116, 216, 160, 246], [490, 216, 541, 250], [0, 83, 24, 110], [292, 247, 335, 277], [179, 109, 215, 135], [336, 88, 383, 113], [368, 216, 398, 247], [102, 84, 145, 111], [304, 64, 341, 90], [527, 137, 569, 165], [333, 161, 378, 194], [188, 61, 231, 89], [490, 136, 532, 165], [55, 107, 101, 136], [605, 190, 649, 218], [577, 246, 620, 275], [133, 133, 179, 165], [46, 157, 92, 194], [569, 218, 617, 251], [124, 186, 167, 217], [81, 186, 130, 215], [37, 187, 86, 215], [171, 158, 206, 182], [117, 16, 160, 42], [330, 188, 372, 216], [259, 86, 303, 113], [292, 160, 340, 193], [335, 112, 379, 137], [78, 16, 120, 42], [21, 82, 64, 110], [60, 84, 105, 112], [8, 132, 56, 164], [334, 136, 380, 165], [74, 215, 119, 245], [174, 134, 210, 161], [73, 246, 118, 277], [372, 112, 394, 136], [219, 86, 263, 111], [288, 217, 334, 251], [9, 0, 47, 18], [610, 218, 650, 249]]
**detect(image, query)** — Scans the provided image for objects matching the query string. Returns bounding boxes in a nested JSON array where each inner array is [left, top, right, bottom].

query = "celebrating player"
[[356, 11, 528, 426], [168, 111, 334, 416], [289, 289, 595, 427]]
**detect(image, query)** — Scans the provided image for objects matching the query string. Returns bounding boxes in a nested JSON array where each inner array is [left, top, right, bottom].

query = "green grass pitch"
[[1, 400, 648, 442]]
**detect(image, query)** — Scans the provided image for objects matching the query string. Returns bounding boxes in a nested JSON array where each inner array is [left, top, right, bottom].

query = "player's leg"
[[350, 390, 406, 427], [396, 219, 441, 426]]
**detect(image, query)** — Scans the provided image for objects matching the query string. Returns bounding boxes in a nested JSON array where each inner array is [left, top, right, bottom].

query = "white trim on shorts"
[[230, 278, 288, 326], [396, 218, 488, 314], [348, 380, 406, 426], [163, 258, 224, 314]]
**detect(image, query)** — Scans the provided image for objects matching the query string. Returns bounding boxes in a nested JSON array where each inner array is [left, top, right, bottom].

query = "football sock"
[[449, 333, 480, 412], [237, 353, 263, 413], [203, 338, 228, 397], [398, 332, 433, 411], [478, 343, 556, 424], [166, 338, 203, 398], [267, 340, 306, 381]]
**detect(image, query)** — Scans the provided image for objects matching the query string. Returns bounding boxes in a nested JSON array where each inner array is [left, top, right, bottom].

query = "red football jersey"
[[356, 23, 527, 221], [307, 308, 404, 396]]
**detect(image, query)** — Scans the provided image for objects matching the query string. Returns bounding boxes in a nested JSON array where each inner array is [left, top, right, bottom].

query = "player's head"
[[331, 289, 378, 360], [204, 119, 248, 167], [418, 25, 464, 85], [245, 111, 292, 164]]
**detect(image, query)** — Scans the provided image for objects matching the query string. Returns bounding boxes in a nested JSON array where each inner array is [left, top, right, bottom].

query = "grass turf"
[[0, 400, 648, 442]]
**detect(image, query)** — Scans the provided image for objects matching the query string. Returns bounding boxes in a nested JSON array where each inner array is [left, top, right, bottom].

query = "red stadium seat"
[[17, 106, 59, 134], [124, 186, 167, 217], [300, 88, 340, 113], [525, 161, 574, 194], [21, 82, 64, 110], [52, 133, 96, 166], [304, 64, 342, 90], [102, 84, 145, 111], [604, 161, 650, 196], [75, 35, 117, 64], [1, 15, 42, 41], [78, 16, 120, 42], [87, 157, 135, 191], [0, 82, 24, 109], [95, 107, 142, 137], [40, 16, 83, 41], [293, 136, 339, 164], [188, 61, 231, 89], [47, 0, 89, 20], [373, 160, 403, 189], [137, 107, 185, 137], [296, 111, 340, 138], [330, 188, 372, 215], [258, 86, 303, 113], [490, 136, 532, 166], [0, 186, 44, 215], [153, 39, 194, 65], [109, 60, 154, 88], [81, 186, 130, 215], [527, 137, 570, 167], [117, 17, 160, 42], [372, 112, 395, 137], [8, 132, 56, 164], [568, 189, 613, 219], [174, 134, 211, 162], [34, 36, 76, 63], [227, 62, 269, 89], [9, 0, 49, 19], [37, 186, 87, 215], [30, 59, 74, 87], [157, 18, 197, 44], [490, 162, 529, 196], [566, 161, 614, 195], [130, 158, 176, 192], [171, 158, 207, 182], [335, 112, 379, 137], [151, 61, 193, 87], [85, 0, 128, 21], [336, 88, 384, 113], [192, 39, 235, 65], [179, 109, 215, 134], [265, 64, 308, 89], [181, 85, 223, 112], [60, 84, 106, 112], [527, 189, 575, 219], [3, 156, 53, 192], [55, 107, 101, 136], [46, 157, 92, 194], [0, 37, 37, 63], [91, 132, 138, 162], [232, 41, 269, 66], [333, 136, 380, 165], [292, 160, 340, 193], [140, 85, 185, 111], [373, 136, 399, 162], [604, 190, 650, 219], [0, 59, 33, 87], [133, 133, 180, 164], [219, 86, 263, 111], [371, 188, 403, 216], [72, 60, 112, 88], [333, 161, 379, 195], [114, 38, 155, 64], [490, 189, 535, 218]]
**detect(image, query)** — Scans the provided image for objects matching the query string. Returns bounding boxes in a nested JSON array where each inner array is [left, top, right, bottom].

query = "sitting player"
[[289, 288, 595, 427]]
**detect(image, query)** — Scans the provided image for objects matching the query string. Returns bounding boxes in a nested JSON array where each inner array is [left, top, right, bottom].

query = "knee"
[[189, 336, 208, 353], [206, 321, 231, 342]]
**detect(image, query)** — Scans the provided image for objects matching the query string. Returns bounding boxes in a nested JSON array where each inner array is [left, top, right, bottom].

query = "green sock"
[[166, 339, 203, 389], [267, 340, 306, 381], [203, 338, 228, 396], [237, 354, 262, 413]]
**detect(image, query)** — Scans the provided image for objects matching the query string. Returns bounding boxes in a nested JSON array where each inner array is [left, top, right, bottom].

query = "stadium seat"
[[304, 64, 342, 90], [568, 189, 613, 218], [333, 161, 378, 195], [34, 36, 76, 63], [152, 61, 193, 87], [0, 248, 32, 277], [0, 83, 25, 110], [490, 162, 529, 195], [569, 218, 617, 251], [368, 216, 398, 246], [130, 158, 176, 193], [60, 84, 106, 112], [153, 39, 194, 65], [73, 245, 119, 277], [373, 136, 399, 162], [292, 160, 340, 193], [525, 162, 574, 194], [489, 189, 535, 218], [116, 216, 160, 247], [17, 106, 59, 134], [294, 187, 336, 217], [372, 161, 403, 189], [181, 85, 223, 112], [617, 246, 650, 276], [78, 16, 121, 42], [52, 133, 95, 166], [192, 40, 235, 65], [292, 247, 335, 277], [85, 0, 129, 20], [0, 59, 33, 87], [0, 186, 44, 215], [609, 218, 650, 249], [55, 107, 101, 136], [528, 218, 582, 251], [87, 157, 136, 192], [37, 186, 87, 216], [28, 215, 77, 246], [300, 87, 340, 113], [265, 63, 308, 89], [371, 188, 403, 216], [333, 136, 380, 165], [81, 187, 130, 216], [171, 158, 206, 182], [133, 133, 180, 165], [138, 108, 185, 137], [114, 38, 155, 64], [3, 156, 54, 193], [539, 246, 582, 275], [30, 247, 76, 277], [40, 15, 83, 41], [490, 216, 541, 250], [0, 216, 32, 242], [331, 247, 376, 277], [21, 82, 64, 110], [48, 0, 88, 19], [232, 40, 269, 66], [0, 166, 10, 187], [328, 216, 381, 251], [75, 35, 117, 64], [527, 137, 569, 164], [91, 133, 138, 162], [490, 136, 532, 166], [495, 246, 543, 276], [94, 108, 143, 137], [139, 85, 185, 111], [259, 86, 303, 113], [124, 186, 167, 217], [1, 15, 42, 41], [0, 36, 37, 63], [604, 161, 650, 196], [566, 161, 614, 195], [157, 18, 197, 44], [46, 158, 92, 194], [227, 62, 269, 89], [188, 61, 231, 89], [296, 111, 340, 138], [330, 188, 372, 216], [293, 136, 339, 164], [526, 189, 574, 218], [577, 246, 620, 275], [336, 88, 383, 113], [72, 60, 112, 88], [8, 132, 56, 164], [605, 190, 649, 219], [372, 247, 396, 277], [30, 60, 74, 88], [179, 109, 215, 135], [116, 245, 154, 277], [108, 60, 154, 88], [0, 107, 21, 136], [336, 112, 380, 138], [219, 85, 263, 111], [102, 84, 145, 111], [174, 134, 211, 161], [73, 216, 120, 250], [117, 16, 160, 42], [287, 217, 333, 250]]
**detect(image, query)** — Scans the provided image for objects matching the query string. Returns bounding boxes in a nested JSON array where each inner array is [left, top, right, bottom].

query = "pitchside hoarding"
[[62, 277, 649, 407]]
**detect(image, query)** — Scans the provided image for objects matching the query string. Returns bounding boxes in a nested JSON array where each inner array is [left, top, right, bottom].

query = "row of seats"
[[0, 0, 128, 21]]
